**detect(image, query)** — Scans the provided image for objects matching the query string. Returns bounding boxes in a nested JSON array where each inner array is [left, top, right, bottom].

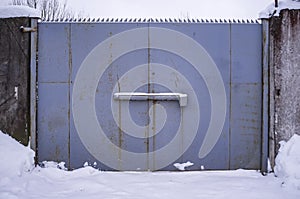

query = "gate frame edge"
[[261, 19, 270, 174], [30, 18, 38, 161]]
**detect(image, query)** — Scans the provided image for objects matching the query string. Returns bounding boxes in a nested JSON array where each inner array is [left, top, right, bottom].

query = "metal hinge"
[[20, 26, 37, 33]]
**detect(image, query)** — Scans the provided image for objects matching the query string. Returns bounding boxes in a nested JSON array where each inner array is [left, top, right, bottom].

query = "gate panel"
[[37, 23, 70, 165], [148, 23, 230, 170], [38, 84, 69, 164], [69, 23, 149, 170], [37, 21, 264, 171], [230, 24, 262, 169], [38, 24, 70, 83]]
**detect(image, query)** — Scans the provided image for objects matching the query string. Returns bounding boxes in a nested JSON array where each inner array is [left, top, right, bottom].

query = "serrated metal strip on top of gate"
[[41, 18, 260, 24]]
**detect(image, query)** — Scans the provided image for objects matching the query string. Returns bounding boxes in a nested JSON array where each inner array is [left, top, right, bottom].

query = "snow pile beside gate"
[[259, 0, 300, 18], [0, 130, 299, 199], [275, 134, 300, 189], [0, 131, 35, 177], [0, 5, 40, 18]]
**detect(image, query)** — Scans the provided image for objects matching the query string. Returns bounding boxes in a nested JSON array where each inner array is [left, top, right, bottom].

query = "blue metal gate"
[[37, 19, 266, 171]]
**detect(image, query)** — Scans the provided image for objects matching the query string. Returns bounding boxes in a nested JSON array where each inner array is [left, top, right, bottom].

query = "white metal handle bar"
[[113, 92, 188, 107]]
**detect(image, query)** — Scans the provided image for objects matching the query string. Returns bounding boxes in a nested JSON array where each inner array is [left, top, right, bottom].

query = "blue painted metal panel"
[[37, 23, 71, 166], [69, 23, 149, 170], [37, 21, 264, 171], [231, 24, 262, 84], [230, 23, 262, 169], [37, 83, 69, 165], [230, 83, 262, 169], [38, 23, 70, 83], [148, 23, 230, 170]]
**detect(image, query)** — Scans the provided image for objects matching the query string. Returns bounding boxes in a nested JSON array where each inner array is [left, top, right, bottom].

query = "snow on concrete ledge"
[[0, 5, 40, 19], [259, 0, 300, 19]]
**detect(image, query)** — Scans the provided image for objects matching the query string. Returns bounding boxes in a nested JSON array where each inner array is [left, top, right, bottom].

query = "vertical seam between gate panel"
[[68, 23, 72, 169], [229, 23, 232, 169], [147, 23, 150, 170], [117, 73, 122, 170]]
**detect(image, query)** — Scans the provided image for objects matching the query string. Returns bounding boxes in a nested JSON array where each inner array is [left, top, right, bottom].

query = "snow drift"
[[275, 134, 300, 189], [0, 131, 34, 178], [0, 131, 299, 198]]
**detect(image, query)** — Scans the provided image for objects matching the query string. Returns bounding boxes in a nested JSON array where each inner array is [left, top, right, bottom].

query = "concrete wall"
[[0, 17, 31, 145], [268, 9, 300, 162]]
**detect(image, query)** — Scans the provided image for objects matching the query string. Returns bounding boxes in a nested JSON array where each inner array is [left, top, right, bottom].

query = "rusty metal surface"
[[230, 23, 262, 169], [37, 20, 264, 171], [37, 23, 71, 165]]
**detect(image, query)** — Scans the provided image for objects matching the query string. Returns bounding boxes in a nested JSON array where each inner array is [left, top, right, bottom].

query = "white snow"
[[274, 134, 300, 190], [14, 87, 18, 100], [0, 131, 34, 178], [0, 5, 40, 19], [173, 161, 194, 171], [0, 131, 300, 199], [259, 0, 300, 18]]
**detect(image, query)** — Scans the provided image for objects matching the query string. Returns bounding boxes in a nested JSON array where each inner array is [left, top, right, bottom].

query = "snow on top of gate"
[[259, 0, 300, 19], [0, 5, 40, 19]]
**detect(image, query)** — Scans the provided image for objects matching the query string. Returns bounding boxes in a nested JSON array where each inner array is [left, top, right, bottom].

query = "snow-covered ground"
[[0, 131, 300, 199]]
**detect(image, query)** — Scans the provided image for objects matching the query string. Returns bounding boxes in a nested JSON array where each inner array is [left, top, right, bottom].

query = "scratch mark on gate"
[[117, 73, 123, 170], [146, 25, 151, 170], [229, 23, 232, 169], [67, 23, 72, 169]]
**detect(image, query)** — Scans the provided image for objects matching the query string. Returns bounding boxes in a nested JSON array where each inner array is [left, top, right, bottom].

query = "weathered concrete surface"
[[0, 17, 31, 145], [269, 9, 300, 154]]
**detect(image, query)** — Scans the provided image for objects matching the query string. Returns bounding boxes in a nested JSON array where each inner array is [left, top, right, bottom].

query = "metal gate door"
[[37, 20, 266, 171]]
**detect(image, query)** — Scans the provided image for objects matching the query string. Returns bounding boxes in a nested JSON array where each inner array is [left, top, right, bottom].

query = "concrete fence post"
[[0, 16, 38, 146], [265, 9, 300, 168]]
